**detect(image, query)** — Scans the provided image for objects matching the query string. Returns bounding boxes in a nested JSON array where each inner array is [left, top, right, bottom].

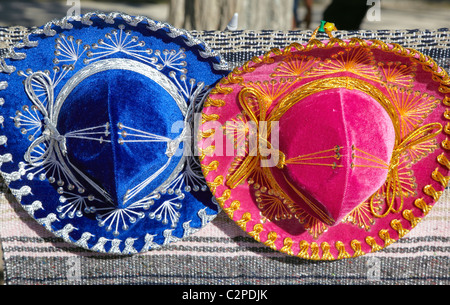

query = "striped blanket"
[[0, 27, 449, 285]]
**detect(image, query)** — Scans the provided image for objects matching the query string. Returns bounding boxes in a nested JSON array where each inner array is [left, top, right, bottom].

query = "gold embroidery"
[[444, 109, 450, 120], [236, 212, 251, 231], [351, 240, 365, 258], [199, 145, 216, 159], [336, 241, 351, 260], [284, 175, 335, 226], [351, 145, 389, 170], [199, 129, 216, 139], [255, 189, 292, 221], [201, 113, 219, 124], [225, 70, 244, 84], [296, 241, 309, 259], [379, 229, 396, 247], [369, 123, 442, 219], [290, 205, 329, 239], [201, 160, 219, 177], [308, 48, 382, 82], [207, 175, 223, 195], [391, 219, 410, 238], [249, 224, 264, 242], [402, 209, 421, 228], [321, 242, 335, 261], [444, 123, 450, 135], [386, 85, 440, 140], [272, 54, 320, 78], [443, 96, 450, 106], [280, 146, 344, 169], [210, 82, 233, 95], [310, 242, 320, 260], [414, 198, 432, 216], [215, 189, 231, 206], [432, 168, 450, 187], [203, 97, 226, 108], [343, 202, 375, 231], [264, 232, 278, 251], [405, 139, 438, 165], [281, 238, 294, 256], [437, 153, 450, 170], [441, 138, 450, 150], [245, 79, 297, 109], [378, 61, 417, 88], [366, 236, 383, 252], [224, 200, 240, 218], [423, 184, 443, 201], [223, 112, 251, 153]]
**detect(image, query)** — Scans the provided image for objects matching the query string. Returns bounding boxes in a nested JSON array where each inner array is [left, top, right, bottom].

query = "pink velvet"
[[199, 40, 450, 259], [272, 88, 396, 225]]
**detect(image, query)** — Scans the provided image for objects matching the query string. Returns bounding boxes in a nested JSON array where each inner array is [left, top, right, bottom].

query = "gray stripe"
[[3, 235, 450, 245], [4, 255, 449, 285]]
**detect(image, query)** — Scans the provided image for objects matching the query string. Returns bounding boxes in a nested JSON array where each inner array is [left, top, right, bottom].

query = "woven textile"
[[0, 27, 449, 285]]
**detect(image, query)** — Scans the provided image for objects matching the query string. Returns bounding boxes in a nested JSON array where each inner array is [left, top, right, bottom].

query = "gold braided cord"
[[236, 38, 450, 93], [227, 76, 408, 225], [268, 77, 402, 142], [283, 173, 335, 225], [370, 123, 442, 218]]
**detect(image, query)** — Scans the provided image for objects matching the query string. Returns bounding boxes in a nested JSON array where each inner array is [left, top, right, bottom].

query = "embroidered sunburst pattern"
[[308, 47, 382, 82], [342, 201, 376, 231], [288, 203, 329, 239], [84, 24, 188, 74], [224, 112, 251, 154], [272, 54, 320, 78], [245, 79, 297, 109], [54, 33, 87, 65], [386, 85, 441, 140], [255, 188, 292, 222], [378, 61, 417, 88]]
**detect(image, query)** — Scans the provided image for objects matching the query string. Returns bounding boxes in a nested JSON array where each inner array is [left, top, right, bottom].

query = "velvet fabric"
[[0, 13, 229, 254], [59, 69, 184, 207], [199, 39, 450, 259], [272, 88, 396, 225]]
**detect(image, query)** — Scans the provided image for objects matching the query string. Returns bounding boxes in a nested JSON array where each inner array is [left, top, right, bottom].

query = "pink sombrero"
[[198, 25, 450, 260]]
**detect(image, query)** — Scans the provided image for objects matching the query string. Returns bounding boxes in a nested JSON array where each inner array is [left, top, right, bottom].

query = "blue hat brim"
[[0, 12, 229, 254]]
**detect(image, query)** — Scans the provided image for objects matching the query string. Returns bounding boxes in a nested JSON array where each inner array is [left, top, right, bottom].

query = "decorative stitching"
[[0, 13, 226, 254], [200, 36, 450, 260]]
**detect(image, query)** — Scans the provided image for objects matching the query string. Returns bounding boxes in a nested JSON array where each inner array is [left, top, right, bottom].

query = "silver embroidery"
[[54, 58, 188, 117], [0, 12, 224, 253], [23, 201, 44, 217]]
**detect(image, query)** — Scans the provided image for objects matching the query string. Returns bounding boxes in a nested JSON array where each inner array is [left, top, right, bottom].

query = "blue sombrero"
[[0, 12, 229, 254]]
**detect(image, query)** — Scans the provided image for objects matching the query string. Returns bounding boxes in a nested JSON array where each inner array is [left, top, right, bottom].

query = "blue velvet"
[[0, 14, 229, 253], [58, 70, 184, 206]]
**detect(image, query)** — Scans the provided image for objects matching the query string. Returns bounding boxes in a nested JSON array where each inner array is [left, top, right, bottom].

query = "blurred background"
[[0, 0, 448, 30]]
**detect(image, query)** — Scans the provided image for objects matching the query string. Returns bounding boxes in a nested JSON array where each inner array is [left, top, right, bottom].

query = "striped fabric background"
[[0, 27, 449, 285]]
